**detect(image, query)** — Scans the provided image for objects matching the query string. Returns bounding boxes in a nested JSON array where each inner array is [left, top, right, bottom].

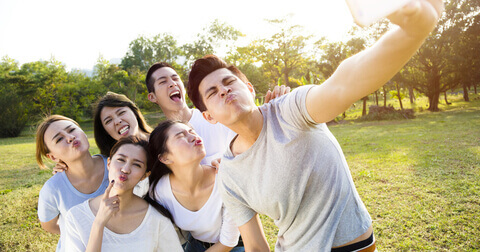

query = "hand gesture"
[[388, 0, 444, 38], [265, 85, 291, 103], [95, 180, 119, 227]]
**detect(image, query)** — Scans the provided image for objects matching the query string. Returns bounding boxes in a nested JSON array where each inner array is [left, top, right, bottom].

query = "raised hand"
[[388, 0, 444, 38], [94, 180, 119, 227]]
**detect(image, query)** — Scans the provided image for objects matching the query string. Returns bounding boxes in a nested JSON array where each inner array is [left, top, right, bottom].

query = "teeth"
[[119, 126, 129, 135], [170, 91, 180, 97]]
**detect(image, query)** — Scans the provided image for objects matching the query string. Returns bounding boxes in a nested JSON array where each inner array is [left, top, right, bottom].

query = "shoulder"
[[40, 173, 66, 194]]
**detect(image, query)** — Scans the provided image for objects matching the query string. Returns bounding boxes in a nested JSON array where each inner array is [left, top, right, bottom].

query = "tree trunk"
[[444, 91, 451, 105], [474, 83, 477, 94], [396, 82, 404, 110], [383, 86, 387, 107], [374, 90, 379, 106], [463, 83, 470, 102], [362, 96, 368, 116], [408, 86, 415, 104], [428, 92, 440, 112]]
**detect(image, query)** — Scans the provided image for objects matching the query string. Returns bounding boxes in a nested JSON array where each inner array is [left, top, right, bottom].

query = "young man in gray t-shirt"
[[187, 1, 442, 250]]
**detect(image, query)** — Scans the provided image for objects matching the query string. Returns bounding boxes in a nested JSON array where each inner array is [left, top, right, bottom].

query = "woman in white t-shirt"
[[64, 136, 183, 252], [36, 115, 109, 251], [147, 120, 243, 252]]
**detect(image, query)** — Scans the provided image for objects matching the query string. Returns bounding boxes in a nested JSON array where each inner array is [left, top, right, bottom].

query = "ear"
[[147, 92, 157, 104], [158, 154, 173, 165], [107, 157, 111, 171], [141, 171, 151, 181], [202, 111, 218, 125], [46, 153, 59, 163], [246, 82, 256, 97]]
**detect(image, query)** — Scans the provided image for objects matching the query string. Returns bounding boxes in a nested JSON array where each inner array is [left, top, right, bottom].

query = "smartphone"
[[345, 0, 412, 27]]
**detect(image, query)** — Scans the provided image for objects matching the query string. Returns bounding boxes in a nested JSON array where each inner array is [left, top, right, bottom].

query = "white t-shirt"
[[64, 200, 183, 252], [152, 174, 239, 247], [37, 155, 109, 251], [189, 108, 236, 165]]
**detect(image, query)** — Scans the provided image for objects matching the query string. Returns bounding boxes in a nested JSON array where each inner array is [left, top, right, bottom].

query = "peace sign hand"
[[94, 180, 119, 227]]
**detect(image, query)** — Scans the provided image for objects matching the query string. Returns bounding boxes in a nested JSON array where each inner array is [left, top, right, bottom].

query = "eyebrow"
[[204, 76, 233, 98], [52, 125, 72, 141], [117, 153, 145, 164], [155, 74, 178, 83], [102, 108, 123, 123]]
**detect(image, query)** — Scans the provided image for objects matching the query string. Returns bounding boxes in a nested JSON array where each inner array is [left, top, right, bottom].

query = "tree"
[[182, 19, 243, 67], [121, 33, 182, 73], [402, 0, 480, 111], [245, 17, 311, 88], [0, 57, 29, 137]]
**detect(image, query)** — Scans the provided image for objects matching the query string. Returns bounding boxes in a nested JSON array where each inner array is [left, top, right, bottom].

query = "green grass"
[[0, 93, 479, 251]]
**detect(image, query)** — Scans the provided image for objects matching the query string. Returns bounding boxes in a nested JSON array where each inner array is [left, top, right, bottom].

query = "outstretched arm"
[[306, 0, 444, 123]]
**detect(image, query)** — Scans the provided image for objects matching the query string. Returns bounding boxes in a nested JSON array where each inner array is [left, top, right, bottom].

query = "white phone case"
[[345, 0, 412, 27]]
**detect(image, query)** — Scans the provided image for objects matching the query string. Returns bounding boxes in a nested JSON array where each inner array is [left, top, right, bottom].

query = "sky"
[[0, 0, 355, 71]]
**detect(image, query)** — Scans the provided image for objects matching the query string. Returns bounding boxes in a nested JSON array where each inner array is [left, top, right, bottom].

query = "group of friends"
[[35, 1, 443, 251]]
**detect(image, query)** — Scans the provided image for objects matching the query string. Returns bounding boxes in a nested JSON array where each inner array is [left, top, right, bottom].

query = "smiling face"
[[100, 106, 140, 141], [160, 123, 206, 167], [147, 67, 188, 113], [108, 144, 149, 191], [43, 120, 89, 162], [199, 68, 257, 126]]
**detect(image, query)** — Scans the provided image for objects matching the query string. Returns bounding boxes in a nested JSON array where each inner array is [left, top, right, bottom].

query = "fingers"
[[264, 90, 272, 103], [211, 158, 221, 173], [103, 180, 115, 200], [52, 161, 68, 174]]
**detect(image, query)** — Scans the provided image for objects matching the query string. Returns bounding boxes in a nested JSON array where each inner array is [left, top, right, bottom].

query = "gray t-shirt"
[[219, 85, 372, 251]]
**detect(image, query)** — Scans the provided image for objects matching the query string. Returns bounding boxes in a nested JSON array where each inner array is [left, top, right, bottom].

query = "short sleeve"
[[37, 183, 59, 222], [271, 85, 317, 130], [219, 179, 256, 228], [157, 215, 183, 252], [218, 205, 240, 247]]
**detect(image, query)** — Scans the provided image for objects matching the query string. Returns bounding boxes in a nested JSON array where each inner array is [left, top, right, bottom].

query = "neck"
[[170, 162, 207, 195], [229, 107, 264, 148], [64, 151, 96, 178], [164, 105, 193, 123]]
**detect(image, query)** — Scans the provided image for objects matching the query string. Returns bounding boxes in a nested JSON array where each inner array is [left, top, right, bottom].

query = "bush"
[[359, 105, 415, 121]]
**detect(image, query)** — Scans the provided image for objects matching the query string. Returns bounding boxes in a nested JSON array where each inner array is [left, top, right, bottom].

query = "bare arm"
[[306, 0, 444, 123], [238, 214, 270, 252], [205, 243, 234, 252], [40, 215, 60, 234]]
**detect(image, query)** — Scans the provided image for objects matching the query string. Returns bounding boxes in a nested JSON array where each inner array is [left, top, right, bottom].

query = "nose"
[[219, 86, 231, 98], [121, 164, 131, 174], [168, 79, 177, 88], [114, 117, 122, 125], [66, 134, 76, 143]]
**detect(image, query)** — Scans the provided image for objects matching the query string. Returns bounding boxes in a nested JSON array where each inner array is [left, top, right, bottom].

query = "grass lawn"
[[0, 93, 479, 251]]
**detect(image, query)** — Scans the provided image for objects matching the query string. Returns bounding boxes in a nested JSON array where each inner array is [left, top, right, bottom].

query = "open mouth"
[[118, 125, 129, 136], [169, 91, 181, 102]]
